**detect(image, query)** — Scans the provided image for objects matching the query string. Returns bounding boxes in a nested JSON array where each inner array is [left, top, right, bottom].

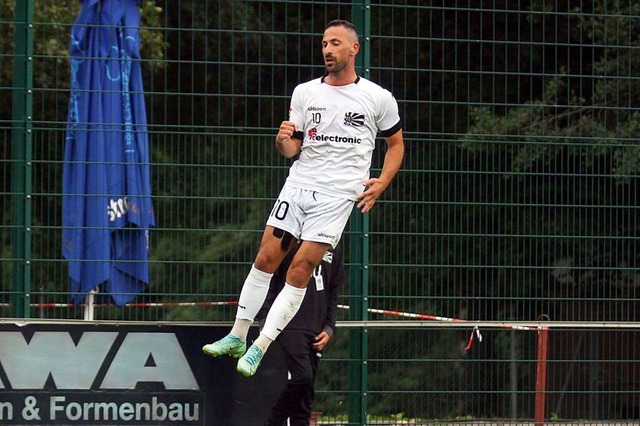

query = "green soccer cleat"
[[202, 334, 246, 359], [236, 344, 264, 377]]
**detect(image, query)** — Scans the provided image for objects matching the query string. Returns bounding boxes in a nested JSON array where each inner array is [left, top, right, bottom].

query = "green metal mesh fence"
[[2, 0, 640, 423]]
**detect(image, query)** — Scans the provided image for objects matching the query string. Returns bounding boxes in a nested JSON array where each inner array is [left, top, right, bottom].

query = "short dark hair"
[[325, 19, 359, 37]]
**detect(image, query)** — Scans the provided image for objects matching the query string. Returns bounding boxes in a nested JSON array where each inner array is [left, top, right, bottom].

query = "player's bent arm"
[[275, 136, 302, 158], [378, 129, 404, 188]]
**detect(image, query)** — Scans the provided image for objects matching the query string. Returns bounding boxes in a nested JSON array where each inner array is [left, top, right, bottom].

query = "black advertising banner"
[[0, 322, 287, 426]]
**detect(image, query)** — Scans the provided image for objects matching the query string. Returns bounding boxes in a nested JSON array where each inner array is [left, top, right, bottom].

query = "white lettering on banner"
[[0, 332, 199, 391], [49, 396, 199, 422], [0, 332, 117, 389], [101, 332, 198, 390], [0, 401, 13, 420], [21, 395, 41, 420]]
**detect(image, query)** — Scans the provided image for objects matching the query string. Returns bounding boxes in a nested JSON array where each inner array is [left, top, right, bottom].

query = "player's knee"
[[286, 261, 315, 286], [254, 250, 281, 271]]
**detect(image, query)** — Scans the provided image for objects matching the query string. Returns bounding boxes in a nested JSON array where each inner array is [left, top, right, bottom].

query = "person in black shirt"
[[257, 241, 344, 426]]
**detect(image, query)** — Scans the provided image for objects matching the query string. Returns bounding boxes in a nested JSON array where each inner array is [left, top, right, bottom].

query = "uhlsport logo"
[[0, 331, 202, 424]]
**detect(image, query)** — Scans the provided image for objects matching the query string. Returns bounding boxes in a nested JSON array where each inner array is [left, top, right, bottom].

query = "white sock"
[[261, 283, 306, 341], [230, 319, 252, 341], [254, 334, 273, 353], [230, 264, 272, 340]]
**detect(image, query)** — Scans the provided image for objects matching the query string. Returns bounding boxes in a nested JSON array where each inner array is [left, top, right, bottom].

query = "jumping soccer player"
[[203, 19, 404, 377]]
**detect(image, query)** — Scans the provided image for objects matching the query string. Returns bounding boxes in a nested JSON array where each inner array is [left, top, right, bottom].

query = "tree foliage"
[[462, 0, 640, 180], [457, 0, 640, 324]]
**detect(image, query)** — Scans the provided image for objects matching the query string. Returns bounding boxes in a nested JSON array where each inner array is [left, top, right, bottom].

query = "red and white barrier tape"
[[337, 304, 537, 350], [1, 300, 539, 349]]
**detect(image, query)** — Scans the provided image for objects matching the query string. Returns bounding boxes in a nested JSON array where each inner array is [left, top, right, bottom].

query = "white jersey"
[[286, 76, 401, 201]]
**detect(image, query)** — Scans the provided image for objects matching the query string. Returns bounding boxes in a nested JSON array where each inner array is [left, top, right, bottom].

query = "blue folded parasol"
[[63, 0, 155, 306]]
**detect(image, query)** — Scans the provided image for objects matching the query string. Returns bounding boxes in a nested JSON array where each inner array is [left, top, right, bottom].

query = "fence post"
[[347, 207, 369, 425], [348, 2, 371, 424], [11, 0, 35, 318], [535, 326, 549, 426]]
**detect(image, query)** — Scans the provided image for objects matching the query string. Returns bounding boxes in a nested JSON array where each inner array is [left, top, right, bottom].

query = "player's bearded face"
[[324, 53, 348, 74], [322, 27, 356, 74]]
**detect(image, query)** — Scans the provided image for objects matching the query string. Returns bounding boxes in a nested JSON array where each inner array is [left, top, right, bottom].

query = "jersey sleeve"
[[289, 85, 305, 141], [377, 90, 402, 137]]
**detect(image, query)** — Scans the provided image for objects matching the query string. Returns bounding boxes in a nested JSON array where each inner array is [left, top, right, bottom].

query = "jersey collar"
[[321, 74, 361, 85]]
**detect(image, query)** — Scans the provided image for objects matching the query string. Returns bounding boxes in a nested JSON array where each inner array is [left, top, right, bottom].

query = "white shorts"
[[265, 184, 354, 248]]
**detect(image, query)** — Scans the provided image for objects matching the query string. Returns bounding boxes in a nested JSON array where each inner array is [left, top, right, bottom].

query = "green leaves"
[[462, 0, 640, 180]]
